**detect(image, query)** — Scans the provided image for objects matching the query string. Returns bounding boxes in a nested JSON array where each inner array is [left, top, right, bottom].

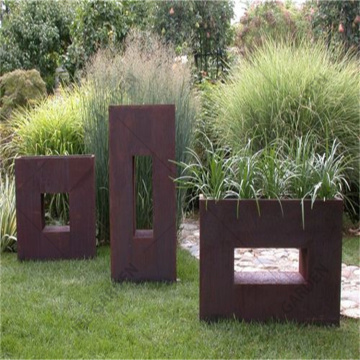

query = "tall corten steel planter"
[[109, 105, 176, 282], [15, 155, 96, 260], [199, 197, 343, 325]]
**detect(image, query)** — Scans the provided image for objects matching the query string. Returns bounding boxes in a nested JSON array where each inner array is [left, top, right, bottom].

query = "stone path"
[[180, 217, 360, 319]]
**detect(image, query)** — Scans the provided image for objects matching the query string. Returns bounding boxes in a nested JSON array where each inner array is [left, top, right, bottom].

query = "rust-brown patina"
[[109, 105, 176, 282], [15, 155, 96, 260], [200, 198, 342, 325]]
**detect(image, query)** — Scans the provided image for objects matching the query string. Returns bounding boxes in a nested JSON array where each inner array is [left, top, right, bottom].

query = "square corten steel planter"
[[15, 155, 96, 260], [199, 197, 343, 325], [109, 105, 176, 282]]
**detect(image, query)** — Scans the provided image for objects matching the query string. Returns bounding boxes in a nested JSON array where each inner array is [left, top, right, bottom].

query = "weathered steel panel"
[[109, 105, 176, 282], [15, 156, 96, 260], [200, 198, 342, 325]]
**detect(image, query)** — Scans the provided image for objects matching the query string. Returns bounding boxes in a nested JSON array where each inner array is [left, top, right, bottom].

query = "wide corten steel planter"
[[199, 197, 343, 325], [15, 155, 96, 260]]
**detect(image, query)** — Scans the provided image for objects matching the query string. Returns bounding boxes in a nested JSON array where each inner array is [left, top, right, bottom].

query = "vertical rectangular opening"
[[41, 193, 70, 232], [133, 156, 153, 234]]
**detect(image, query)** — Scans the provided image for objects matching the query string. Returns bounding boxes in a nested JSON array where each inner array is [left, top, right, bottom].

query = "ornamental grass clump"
[[210, 39, 359, 219], [0, 174, 17, 252], [2, 87, 84, 224], [173, 133, 233, 202], [5, 86, 84, 159], [81, 30, 198, 242], [175, 136, 351, 218]]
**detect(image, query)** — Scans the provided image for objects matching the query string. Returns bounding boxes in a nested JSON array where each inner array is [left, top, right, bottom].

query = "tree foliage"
[[235, 0, 311, 56], [151, 0, 234, 78], [0, 0, 74, 91], [305, 0, 359, 54], [64, 0, 149, 79]]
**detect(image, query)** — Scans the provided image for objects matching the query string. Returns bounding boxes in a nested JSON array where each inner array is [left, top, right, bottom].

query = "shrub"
[[0, 69, 47, 121], [81, 30, 198, 242], [0, 0, 74, 91], [64, 0, 149, 79], [0, 174, 17, 252], [210, 39, 359, 218]]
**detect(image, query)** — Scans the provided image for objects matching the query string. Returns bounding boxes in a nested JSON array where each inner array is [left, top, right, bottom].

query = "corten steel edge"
[[109, 105, 176, 282], [15, 155, 96, 260], [199, 197, 343, 325]]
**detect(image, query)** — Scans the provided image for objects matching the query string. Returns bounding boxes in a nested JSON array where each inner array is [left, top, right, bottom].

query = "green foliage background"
[[151, 0, 234, 77], [306, 0, 359, 54], [64, 0, 149, 79], [235, 0, 311, 55], [0, 69, 47, 121], [0, 0, 73, 91]]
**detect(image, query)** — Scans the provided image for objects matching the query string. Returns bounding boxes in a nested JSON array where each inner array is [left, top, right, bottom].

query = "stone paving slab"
[[179, 218, 360, 319]]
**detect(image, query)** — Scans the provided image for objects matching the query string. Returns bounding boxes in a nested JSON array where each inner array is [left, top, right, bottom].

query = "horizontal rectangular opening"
[[234, 271, 306, 285], [234, 248, 305, 285], [43, 225, 70, 233], [134, 229, 153, 240]]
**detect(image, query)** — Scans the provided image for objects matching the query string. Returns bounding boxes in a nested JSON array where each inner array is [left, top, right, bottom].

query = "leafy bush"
[[0, 0, 74, 91], [0, 174, 17, 252], [235, 0, 311, 56], [210, 39, 359, 217], [64, 0, 149, 79], [81, 31, 198, 242], [151, 0, 234, 79], [0, 69, 47, 121]]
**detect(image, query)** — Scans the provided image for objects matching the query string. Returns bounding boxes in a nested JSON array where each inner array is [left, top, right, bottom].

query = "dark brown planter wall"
[[199, 198, 343, 325], [109, 105, 177, 282], [15, 155, 96, 260]]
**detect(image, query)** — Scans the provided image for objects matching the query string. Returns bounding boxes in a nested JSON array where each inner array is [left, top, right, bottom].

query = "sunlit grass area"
[[342, 236, 360, 266], [1, 247, 359, 359]]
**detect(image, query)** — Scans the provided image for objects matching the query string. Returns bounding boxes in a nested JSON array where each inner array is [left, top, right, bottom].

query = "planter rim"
[[199, 194, 343, 203], [17, 155, 95, 160]]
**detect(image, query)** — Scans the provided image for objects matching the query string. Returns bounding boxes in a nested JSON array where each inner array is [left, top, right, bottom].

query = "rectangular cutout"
[[133, 156, 153, 231], [234, 248, 305, 285], [42, 193, 70, 227]]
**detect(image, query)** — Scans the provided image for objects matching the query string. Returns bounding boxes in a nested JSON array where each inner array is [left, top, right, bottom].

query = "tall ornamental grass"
[[3, 88, 85, 224], [213, 40, 359, 155], [81, 31, 198, 242], [211, 40, 359, 219], [0, 174, 17, 252], [7, 87, 84, 158]]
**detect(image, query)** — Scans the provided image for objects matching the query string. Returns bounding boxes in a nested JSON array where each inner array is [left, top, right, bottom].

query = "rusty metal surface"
[[109, 105, 176, 282], [199, 198, 343, 325], [15, 156, 96, 260]]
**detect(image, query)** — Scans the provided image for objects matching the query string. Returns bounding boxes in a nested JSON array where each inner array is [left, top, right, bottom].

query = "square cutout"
[[42, 193, 70, 228], [16, 156, 96, 260]]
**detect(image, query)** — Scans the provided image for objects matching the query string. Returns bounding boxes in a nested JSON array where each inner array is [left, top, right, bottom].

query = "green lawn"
[[342, 236, 360, 266], [1, 246, 359, 359]]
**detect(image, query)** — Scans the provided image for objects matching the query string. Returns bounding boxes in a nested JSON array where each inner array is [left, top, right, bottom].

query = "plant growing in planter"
[[174, 134, 350, 325]]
